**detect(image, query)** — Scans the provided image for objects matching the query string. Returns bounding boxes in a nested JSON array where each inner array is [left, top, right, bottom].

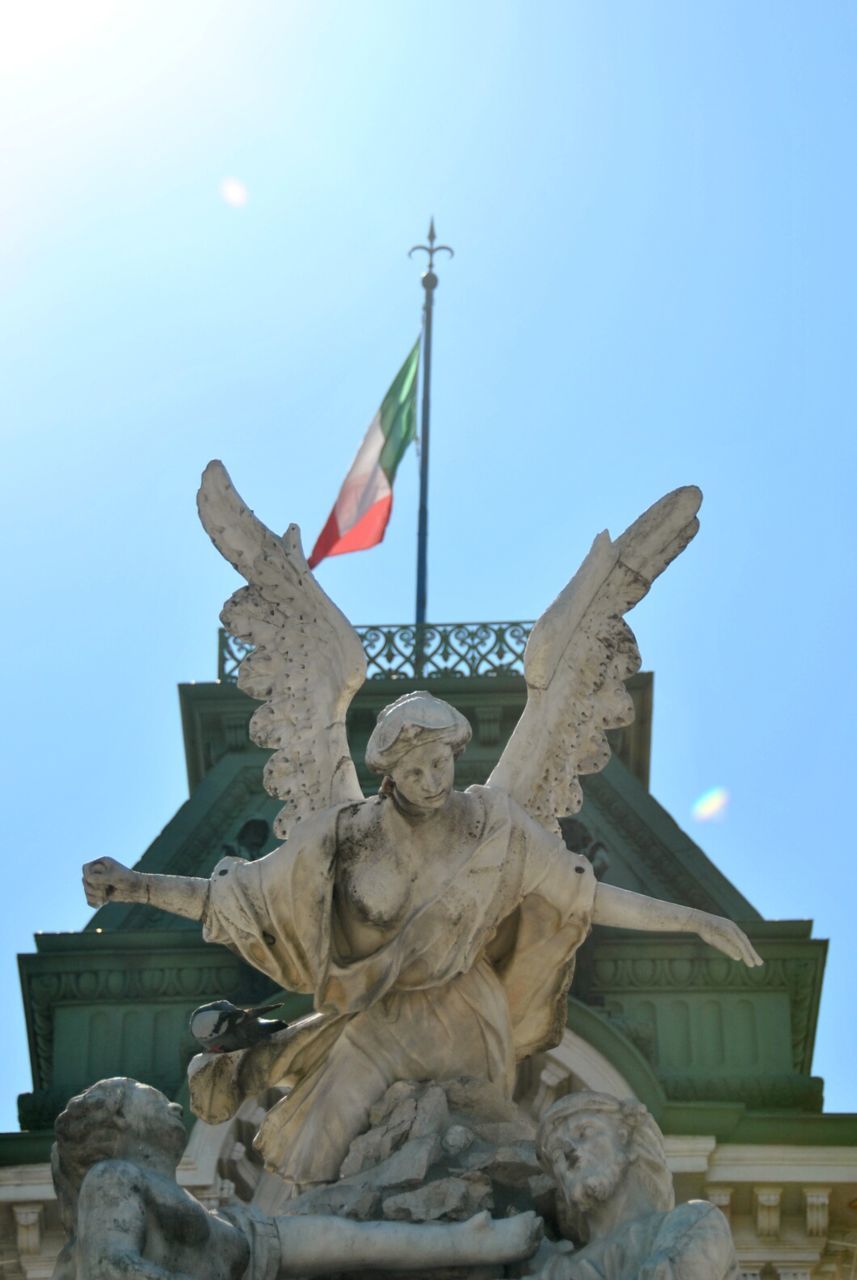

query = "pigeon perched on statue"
[[189, 1000, 289, 1053]]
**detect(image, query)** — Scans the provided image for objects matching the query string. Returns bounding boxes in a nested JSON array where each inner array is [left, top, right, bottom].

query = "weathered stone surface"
[[340, 1096, 417, 1178], [412, 1084, 450, 1138], [442, 1124, 475, 1156], [460, 1141, 540, 1184], [524, 1091, 739, 1279], [285, 1180, 381, 1220], [444, 1078, 530, 1128], [360, 1134, 444, 1192], [287, 1076, 558, 1239], [51, 1079, 251, 1280], [82, 478, 761, 1195], [369, 1080, 421, 1127], [52, 1077, 543, 1280], [384, 1174, 493, 1222], [281, 1078, 739, 1280]]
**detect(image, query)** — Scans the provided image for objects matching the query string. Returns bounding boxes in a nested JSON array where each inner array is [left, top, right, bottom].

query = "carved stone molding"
[[588, 950, 819, 1075], [803, 1187, 831, 1238], [22, 949, 259, 1091], [754, 1186, 782, 1238], [659, 1073, 822, 1110], [12, 1203, 43, 1256], [706, 1185, 732, 1223]]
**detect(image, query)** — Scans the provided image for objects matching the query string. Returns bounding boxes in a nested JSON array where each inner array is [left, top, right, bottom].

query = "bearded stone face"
[[541, 1111, 629, 1214]]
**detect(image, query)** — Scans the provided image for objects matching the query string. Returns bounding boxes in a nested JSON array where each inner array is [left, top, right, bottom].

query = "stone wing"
[[198, 460, 367, 839], [487, 487, 702, 834]]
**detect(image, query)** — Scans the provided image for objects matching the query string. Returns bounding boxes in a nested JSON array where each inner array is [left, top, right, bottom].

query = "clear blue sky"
[[2, 1, 855, 1129]]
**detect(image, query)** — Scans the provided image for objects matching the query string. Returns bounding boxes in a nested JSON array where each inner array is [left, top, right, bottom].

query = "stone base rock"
[[284, 1077, 555, 1277]]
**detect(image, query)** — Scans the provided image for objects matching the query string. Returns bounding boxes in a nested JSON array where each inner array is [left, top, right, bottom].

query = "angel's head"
[[366, 692, 471, 813]]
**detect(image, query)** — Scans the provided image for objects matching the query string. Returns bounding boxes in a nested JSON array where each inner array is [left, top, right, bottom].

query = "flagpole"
[[409, 219, 453, 633]]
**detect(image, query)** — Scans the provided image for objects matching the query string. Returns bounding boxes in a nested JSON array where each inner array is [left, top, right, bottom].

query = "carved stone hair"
[[52, 1078, 184, 1215], [52, 1078, 136, 1215], [365, 691, 472, 774], [537, 1091, 675, 1213]]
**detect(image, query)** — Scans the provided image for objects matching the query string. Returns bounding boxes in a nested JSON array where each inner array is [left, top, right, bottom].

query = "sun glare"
[[220, 178, 249, 208], [0, 0, 116, 75]]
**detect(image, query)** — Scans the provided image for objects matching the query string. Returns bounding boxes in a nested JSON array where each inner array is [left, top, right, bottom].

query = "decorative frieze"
[[588, 947, 821, 1078], [21, 940, 278, 1096]]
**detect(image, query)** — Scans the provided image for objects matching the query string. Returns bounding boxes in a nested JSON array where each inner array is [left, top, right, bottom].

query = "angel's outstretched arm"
[[592, 883, 762, 967], [83, 857, 208, 922]]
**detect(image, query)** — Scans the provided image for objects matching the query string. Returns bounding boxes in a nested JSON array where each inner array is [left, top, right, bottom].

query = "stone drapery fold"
[[191, 787, 596, 1184]]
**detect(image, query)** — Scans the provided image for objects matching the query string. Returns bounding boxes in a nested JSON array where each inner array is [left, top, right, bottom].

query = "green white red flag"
[[308, 340, 419, 569]]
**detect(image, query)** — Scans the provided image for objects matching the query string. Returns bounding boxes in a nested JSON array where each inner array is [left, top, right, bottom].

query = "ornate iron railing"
[[218, 621, 532, 683]]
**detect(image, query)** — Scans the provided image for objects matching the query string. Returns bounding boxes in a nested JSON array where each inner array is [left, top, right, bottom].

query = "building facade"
[[2, 622, 855, 1278]]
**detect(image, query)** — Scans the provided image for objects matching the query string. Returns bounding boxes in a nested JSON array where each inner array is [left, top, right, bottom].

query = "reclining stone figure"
[[50, 1077, 541, 1279], [524, 1092, 738, 1280]]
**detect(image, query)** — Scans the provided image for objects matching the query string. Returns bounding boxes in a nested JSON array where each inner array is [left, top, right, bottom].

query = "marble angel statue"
[[83, 465, 761, 1192]]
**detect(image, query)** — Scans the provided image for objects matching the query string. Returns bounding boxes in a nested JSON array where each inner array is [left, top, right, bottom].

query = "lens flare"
[[220, 178, 248, 208], [692, 786, 729, 822]]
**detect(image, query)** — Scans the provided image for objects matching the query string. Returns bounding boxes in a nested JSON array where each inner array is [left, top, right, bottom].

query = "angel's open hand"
[[697, 916, 763, 967], [83, 857, 140, 907]]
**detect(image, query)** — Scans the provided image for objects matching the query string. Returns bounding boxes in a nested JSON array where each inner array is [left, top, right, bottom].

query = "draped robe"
[[190, 785, 596, 1186]]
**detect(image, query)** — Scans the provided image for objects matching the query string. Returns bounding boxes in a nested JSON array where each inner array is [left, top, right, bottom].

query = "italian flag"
[[308, 340, 420, 569]]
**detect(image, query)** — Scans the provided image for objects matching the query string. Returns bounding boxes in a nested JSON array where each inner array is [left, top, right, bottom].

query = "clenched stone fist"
[[82, 857, 142, 907]]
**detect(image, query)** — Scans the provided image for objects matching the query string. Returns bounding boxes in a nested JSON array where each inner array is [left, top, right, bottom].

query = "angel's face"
[[390, 740, 455, 813]]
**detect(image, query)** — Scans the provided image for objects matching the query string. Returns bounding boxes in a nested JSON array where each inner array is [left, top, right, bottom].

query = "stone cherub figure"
[[50, 1077, 541, 1279], [83, 467, 761, 1191], [523, 1092, 738, 1280]]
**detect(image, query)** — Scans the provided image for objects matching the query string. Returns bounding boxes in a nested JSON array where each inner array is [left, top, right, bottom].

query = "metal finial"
[[409, 218, 454, 272]]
